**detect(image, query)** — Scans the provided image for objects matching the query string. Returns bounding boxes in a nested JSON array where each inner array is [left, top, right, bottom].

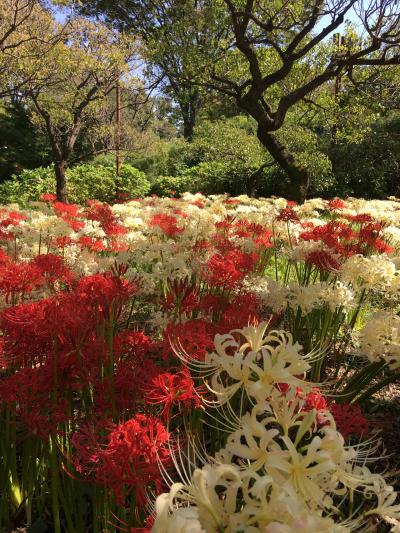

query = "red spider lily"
[[163, 290, 198, 315], [40, 193, 56, 202], [33, 253, 75, 286], [86, 201, 127, 236], [1, 292, 99, 366], [1, 298, 56, 366], [253, 229, 273, 249], [72, 414, 170, 506], [0, 261, 44, 301], [0, 210, 27, 240], [113, 330, 153, 362], [276, 385, 328, 427], [192, 238, 212, 253], [145, 368, 203, 421], [329, 402, 369, 440], [196, 293, 226, 314], [22, 398, 71, 439], [301, 388, 328, 426], [0, 213, 25, 239], [0, 338, 6, 370], [89, 358, 160, 416], [172, 208, 189, 219], [300, 221, 357, 257], [163, 319, 217, 361], [276, 207, 300, 222], [206, 250, 259, 289], [224, 198, 240, 206], [66, 218, 86, 231], [0, 354, 77, 438], [48, 293, 98, 348], [232, 220, 264, 238], [163, 277, 199, 315], [78, 236, 107, 252], [276, 383, 302, 395], [346, 213, 373, 224], [52, 202, 81, 218], [218, 293, 260, 332], [148, 213, 184, 237], [358, 222, 393, 254], [231, 221, 273, 250], [305, 250, 340, 273], [0, 250, 12, 265], [107, 239, 129, 252], [303, 389, 328, 412], [77, 273, 137, 321], [112, 359, 161, 413], [213, 235, 237, 254], [1, 271, 137, 368], [54, 235, 74, 248], [191, 199, 205, 208], [328, 198, 346, 211], [0, 210, 27, 232], [215, 216, 236, 232]]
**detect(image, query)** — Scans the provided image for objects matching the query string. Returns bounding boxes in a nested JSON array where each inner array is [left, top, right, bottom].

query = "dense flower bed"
[[1, 193, 400, 532]]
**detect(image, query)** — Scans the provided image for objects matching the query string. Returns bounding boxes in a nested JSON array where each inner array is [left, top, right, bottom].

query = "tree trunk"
[[182, 103, 196, 141], [54, 161, 67, 202], [256, 126, 309, 203], [246, 162, 271, 197]]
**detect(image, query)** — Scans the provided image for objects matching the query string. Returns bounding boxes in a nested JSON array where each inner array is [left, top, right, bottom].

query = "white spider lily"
[[178, 326, 318, 405]]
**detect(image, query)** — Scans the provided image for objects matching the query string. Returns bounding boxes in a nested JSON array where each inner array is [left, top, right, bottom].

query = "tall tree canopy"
[[78, 0, 228, 141], [77, 0, 400, 201], [9, 10, 139, 201], [0, 1, 71, 97]]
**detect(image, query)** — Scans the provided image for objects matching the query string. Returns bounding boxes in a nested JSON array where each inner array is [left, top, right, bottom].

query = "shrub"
[[0, 166, 54, 204], [0, 163, 150, 205], [150, 175, 193, 197], [328, 114, 400, 198], [67, 164, 116, 203], [114, 164, 151, 199]]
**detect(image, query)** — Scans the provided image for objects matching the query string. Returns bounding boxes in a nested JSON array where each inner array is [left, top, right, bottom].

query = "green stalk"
[[353, 370, 400, 405], [107, 312, 117, 421], [338, 361, 387, 403], [50, 436, 61, 533]]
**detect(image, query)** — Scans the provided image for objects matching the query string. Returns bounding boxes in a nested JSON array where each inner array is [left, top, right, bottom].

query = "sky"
[[53, 2, 363, 30]]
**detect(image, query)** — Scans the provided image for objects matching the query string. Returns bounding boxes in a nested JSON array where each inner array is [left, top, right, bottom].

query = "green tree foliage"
[[329, 114, 400, 198], [8, 7, 139, 201], [75, 0, 400, 202], [0, 102, 52, 179], [151, 116, 333, 197], [0, 0, 62, 97], [78, 0, 214, 140]]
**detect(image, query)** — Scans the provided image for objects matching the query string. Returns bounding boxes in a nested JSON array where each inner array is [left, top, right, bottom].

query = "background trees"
[[78, 0, 400, 201], [79, 0, 216, 141], [17, 16, 139, 200], [0, 0, 399, 202], [0, 1, 68, 97]]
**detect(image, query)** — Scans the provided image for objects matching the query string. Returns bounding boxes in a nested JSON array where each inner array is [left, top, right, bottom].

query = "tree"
[[192, 116, 269, 195], [202, 1, 400, 201], [15, 13, 138, 201], [0, 101, 52, 178], [81, 0, 400, 201], [77, 0, 228, 141], [0, 1, 68, 98]]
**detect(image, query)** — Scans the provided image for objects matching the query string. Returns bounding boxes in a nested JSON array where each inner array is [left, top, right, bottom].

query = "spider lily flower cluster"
[[154, 324, 400, 532], [0, 193, 400, 531]]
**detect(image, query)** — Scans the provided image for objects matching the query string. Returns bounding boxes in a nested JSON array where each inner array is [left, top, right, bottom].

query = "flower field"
[[1, 193, 400, 532]]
